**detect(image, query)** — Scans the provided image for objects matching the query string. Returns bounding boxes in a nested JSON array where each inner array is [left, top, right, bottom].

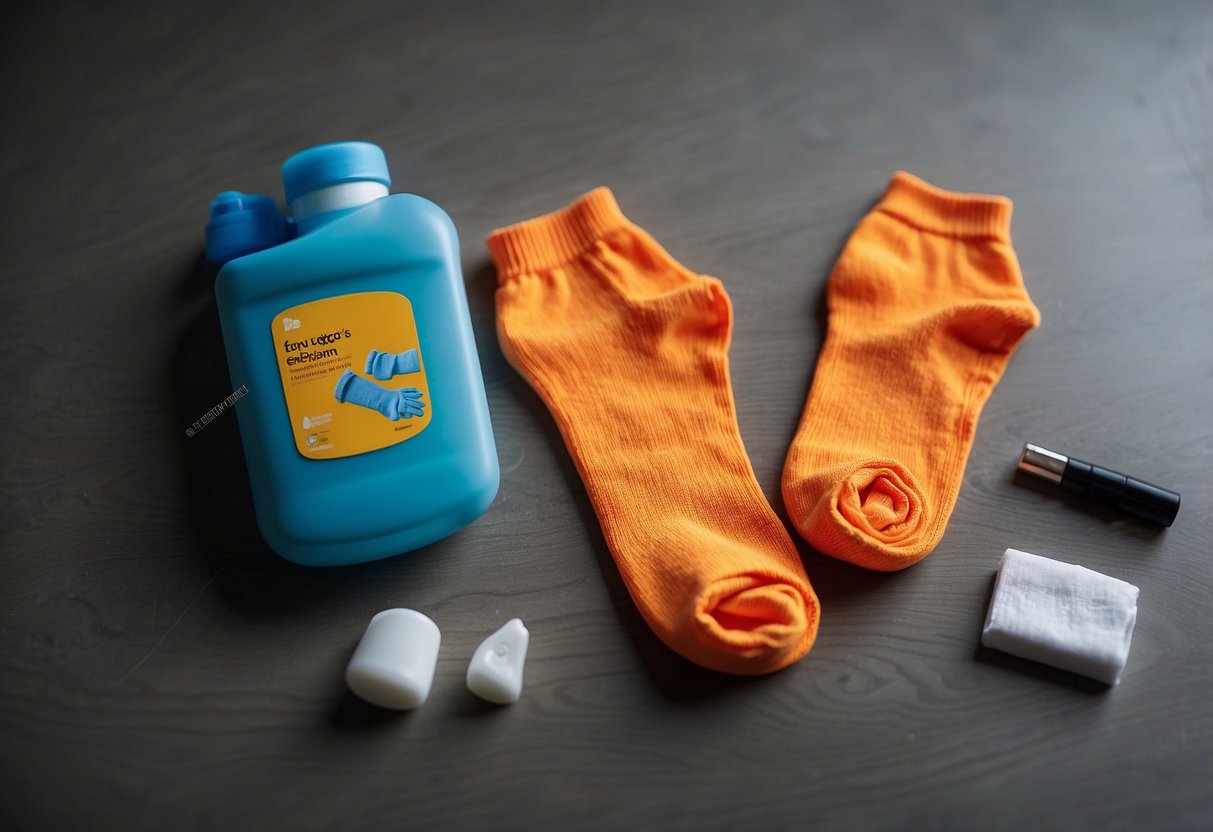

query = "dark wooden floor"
[[2, 2, 1210, 830]]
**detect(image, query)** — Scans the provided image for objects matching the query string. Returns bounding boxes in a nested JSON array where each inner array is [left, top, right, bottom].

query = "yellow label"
[[272, 291, 431, 459]]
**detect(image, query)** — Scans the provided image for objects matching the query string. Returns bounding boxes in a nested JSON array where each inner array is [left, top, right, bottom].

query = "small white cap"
[[466, 618, 529, 704], [346, 609, 441, 709]]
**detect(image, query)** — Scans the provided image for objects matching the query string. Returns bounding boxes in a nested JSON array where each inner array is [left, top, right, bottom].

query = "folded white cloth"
[[982, 548, 1139, 685]]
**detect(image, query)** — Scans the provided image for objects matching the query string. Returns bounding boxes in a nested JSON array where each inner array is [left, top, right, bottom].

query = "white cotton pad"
[[346, 609, 441, 709], [982, 548, 1139, 685]]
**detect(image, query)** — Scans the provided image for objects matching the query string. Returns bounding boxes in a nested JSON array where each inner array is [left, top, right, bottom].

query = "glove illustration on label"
[[334, 369, 426, 421], [365, 347, 421, 380]]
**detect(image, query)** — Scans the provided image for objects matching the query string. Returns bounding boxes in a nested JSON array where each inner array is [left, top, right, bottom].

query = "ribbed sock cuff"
[[877, 171, 1013, 239], [487, 187, 628, 279]]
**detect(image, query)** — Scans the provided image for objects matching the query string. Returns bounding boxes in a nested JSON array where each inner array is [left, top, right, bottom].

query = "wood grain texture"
[[1, 1, 1211, 830]]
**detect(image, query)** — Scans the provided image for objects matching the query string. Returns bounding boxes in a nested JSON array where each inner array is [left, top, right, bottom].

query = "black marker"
[[1018, 443, 1180, 527]]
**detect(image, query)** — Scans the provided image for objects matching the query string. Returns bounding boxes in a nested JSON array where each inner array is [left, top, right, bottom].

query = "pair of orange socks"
[[487, 173, 1040, 675]]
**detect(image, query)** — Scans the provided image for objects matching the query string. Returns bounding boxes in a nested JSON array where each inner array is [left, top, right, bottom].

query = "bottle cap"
[[205, 191, 290, 264], [345, 608, 441, 710], [281, 141, 391, 205]]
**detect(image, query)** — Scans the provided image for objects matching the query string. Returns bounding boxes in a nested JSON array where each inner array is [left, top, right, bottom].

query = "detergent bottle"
[[209, 141, 498, 565]]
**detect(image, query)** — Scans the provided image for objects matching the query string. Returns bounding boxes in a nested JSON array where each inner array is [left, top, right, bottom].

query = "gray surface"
[[2, 2, 1211, 830]]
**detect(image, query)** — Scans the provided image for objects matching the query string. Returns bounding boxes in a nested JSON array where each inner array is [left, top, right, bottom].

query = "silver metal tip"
[[1018, 443, 1068, 483]]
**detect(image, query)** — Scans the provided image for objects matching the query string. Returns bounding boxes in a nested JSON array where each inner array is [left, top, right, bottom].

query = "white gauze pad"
[[982, 548, 1139, 685]]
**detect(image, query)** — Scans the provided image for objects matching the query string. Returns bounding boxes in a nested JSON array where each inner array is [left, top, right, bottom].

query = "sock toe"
[[692, 574, 819, 674], [836, 460, 927, 545], [786, 457, 934, 570]]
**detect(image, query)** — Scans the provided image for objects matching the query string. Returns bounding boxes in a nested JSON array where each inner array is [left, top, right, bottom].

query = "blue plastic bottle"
[[210, 142, 499, 566]]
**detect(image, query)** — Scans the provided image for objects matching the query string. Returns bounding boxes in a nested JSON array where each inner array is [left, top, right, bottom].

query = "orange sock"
[[782, 172, 1041, 571], [488, 188, 819, 675]]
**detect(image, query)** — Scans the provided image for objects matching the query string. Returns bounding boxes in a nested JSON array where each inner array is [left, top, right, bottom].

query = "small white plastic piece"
[[466, 618, 529, 704], [346, 608, 441, 709]]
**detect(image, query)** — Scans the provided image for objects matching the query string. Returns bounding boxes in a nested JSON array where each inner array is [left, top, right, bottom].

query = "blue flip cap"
[[205, 191, 291, 265]]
